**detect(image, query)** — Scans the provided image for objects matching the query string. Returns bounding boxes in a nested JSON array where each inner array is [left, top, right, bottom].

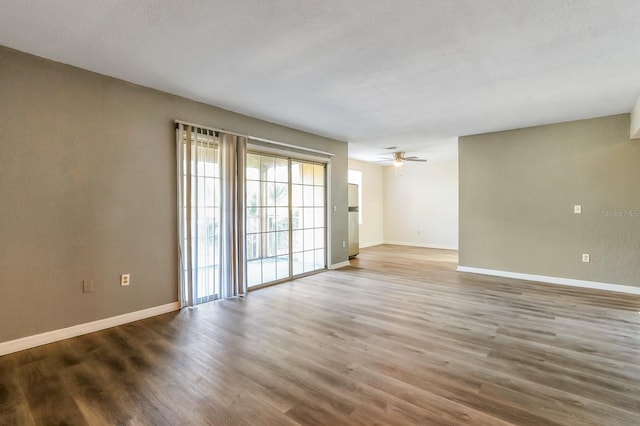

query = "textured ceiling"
[[1, 0, 640, 162]]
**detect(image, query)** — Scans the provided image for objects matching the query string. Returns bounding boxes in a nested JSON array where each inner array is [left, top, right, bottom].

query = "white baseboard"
[[457, 266, 640, 295], [384, 241, 459, 251], [0, 302, 180, 356], [360, 241, 384, 249], [330, 261, 351, 270]]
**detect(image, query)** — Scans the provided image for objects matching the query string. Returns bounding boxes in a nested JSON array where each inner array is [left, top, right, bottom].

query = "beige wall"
[[0, 46, 348, 343], [383, 160, 459, 250], [459, 114, 640, 287], [346, 157, 459, 251], [347, 159, 384, 247]]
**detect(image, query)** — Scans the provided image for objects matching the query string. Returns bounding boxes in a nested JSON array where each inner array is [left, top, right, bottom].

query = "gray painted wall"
[[459, 114, 640, 287], [0, 46, 348, 343]]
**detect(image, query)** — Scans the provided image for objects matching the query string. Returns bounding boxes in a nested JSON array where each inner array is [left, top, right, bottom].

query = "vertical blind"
[[176, 122, 246, 307]]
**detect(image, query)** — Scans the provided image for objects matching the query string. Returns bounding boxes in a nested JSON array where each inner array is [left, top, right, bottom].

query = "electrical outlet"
[[120, 273, 130, 286], [83, 280, 94, 293], [333, 205, 337, 212], [582, 254, 590, 263], [574, 205, 582, 214], [342, 241, 346, 248]]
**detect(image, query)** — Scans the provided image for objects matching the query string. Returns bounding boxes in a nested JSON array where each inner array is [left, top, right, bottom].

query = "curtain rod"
[[175, 119, 335, 157]]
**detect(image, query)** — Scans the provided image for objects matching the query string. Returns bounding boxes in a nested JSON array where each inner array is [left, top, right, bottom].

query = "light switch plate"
[[574, 205, 582, 214], [582, 254, 590, 263]]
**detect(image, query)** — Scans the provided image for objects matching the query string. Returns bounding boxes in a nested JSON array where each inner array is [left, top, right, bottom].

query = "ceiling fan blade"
[[404, 158, 427, 162]]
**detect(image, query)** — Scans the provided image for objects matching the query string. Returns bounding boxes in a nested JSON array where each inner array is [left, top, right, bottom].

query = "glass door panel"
[[247, 153, 326, 287], [246, 152, 291, 287], [291, 161, 325, 276]]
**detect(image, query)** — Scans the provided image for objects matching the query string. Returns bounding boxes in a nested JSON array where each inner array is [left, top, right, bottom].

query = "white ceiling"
[[2, 1, 640, 162]]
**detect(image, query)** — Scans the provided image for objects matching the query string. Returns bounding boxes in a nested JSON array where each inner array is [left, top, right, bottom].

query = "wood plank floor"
[[2, 245, 640, 425]]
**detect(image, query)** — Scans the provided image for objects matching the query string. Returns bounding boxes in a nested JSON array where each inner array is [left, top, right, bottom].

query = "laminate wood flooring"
[[1, 245, 640, 425]]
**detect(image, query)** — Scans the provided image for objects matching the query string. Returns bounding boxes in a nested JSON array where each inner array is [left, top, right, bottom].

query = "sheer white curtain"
[[177, 122, 246, 307]]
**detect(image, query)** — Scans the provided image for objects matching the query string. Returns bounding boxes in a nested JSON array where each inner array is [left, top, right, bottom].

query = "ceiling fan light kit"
[[379, 151, 428, 166], [393, 152, 404, 167]]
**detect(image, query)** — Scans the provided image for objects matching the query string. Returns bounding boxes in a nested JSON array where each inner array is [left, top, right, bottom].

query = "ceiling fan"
[[378, 151, 428, 167]]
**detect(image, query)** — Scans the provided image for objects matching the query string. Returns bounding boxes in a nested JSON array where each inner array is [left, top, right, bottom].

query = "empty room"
[[1, 1, 640, 425]]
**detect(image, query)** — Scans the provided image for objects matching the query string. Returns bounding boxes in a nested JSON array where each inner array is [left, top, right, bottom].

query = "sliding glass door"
[[246, 153, 326, 287], [246, 154, 290, 286], [291, 161, 325, 275]]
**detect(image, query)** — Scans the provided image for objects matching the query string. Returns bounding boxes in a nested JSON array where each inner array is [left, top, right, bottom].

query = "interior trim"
[[330, 261, 351, 270], [0, 302, 180, 356], [384, 241, 459, 251], [360, 241, 384, 249], [457, 266, 640, 295]]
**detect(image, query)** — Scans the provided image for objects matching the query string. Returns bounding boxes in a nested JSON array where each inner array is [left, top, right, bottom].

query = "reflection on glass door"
[[246, 153, 326, 287]]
